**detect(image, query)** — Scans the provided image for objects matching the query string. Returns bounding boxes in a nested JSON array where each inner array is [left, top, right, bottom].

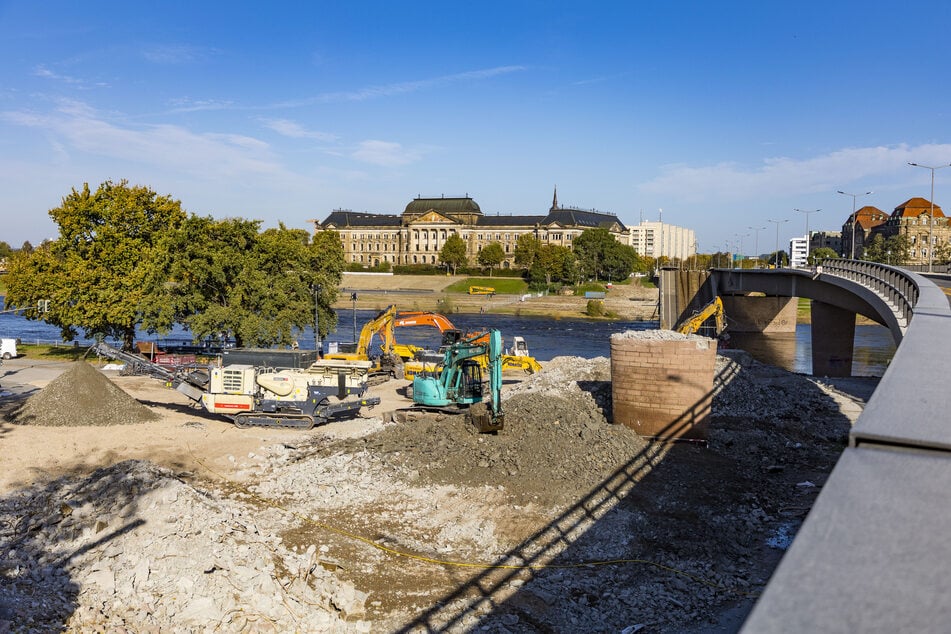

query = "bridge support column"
[[811, 301, 855, 377]]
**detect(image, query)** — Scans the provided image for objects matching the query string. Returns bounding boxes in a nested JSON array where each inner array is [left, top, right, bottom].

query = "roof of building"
[[541, 207, 627, 231], [476, 214, 546, 227], [890, 197, 946, 219], [320, 210, 401, 228], [404, 196, 482, 215], [850, 206, 890, 229]]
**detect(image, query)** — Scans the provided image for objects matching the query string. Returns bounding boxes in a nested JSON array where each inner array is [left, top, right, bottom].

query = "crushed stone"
[[9, 362, 159, 427]]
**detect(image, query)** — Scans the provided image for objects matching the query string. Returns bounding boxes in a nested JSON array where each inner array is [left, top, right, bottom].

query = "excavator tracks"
[[232, 412, 317, 430]]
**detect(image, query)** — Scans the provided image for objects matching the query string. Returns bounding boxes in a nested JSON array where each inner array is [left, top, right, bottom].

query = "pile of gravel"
[[10, 362, 159, 427], [0, 460, 369, 632]]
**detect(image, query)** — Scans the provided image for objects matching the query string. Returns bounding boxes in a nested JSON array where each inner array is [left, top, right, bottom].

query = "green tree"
[[439, 233, 468, 274], [572, 227, 637, 281], [143, 219, 345, 348], [0, 241, 12, 259], [807, 247, 839, 266], [513, 233, 541, 268], [536, 244, 574, 285], [5, 180, 186, 349], [477, 242, 506, 276], [863, 234, 910, 265]]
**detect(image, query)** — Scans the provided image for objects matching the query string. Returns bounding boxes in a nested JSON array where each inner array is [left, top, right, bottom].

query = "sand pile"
[[10, 362, 159, 426]]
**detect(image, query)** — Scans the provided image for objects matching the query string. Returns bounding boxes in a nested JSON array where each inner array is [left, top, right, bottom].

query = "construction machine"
[[402, 329, 505, 433], [90, 341, 380, 430], [675, 297, 727, 337], [393, 310, 542, 377], [325, 305, 404, 379]]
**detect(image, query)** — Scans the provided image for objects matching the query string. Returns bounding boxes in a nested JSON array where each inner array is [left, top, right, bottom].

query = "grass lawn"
[[444, 277, 528, 294], [17, 343, 89, 361]]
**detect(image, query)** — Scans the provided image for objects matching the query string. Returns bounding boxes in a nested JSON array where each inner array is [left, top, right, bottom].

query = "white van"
[[1, 338, 18, 360]]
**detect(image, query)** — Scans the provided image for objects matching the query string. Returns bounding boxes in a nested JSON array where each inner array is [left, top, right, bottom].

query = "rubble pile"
[[10, 362, 158, 427], [0, 460, 370, 632], [0, 350, 865, 632]]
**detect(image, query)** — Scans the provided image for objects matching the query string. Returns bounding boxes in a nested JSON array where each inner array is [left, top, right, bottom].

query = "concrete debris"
[[0, 351, 871, 632]]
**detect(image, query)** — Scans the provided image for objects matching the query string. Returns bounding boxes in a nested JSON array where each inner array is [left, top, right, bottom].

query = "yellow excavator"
[[325, 305, 404, 379], [676, 297, 727, 337], [392, 310, 542, 377]]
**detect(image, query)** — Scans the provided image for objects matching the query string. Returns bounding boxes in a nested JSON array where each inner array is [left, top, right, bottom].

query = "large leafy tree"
[[536, 244, 574, 285], [438, 233, 468, 274], [807, 247, 839, 266], [477, 242, 506, 276], [572, 227, 638, 281], [863, 233, 910, 265], [5, 180, 186, 349], [513, 233, 541, 268], [144, 219, 345, 348]]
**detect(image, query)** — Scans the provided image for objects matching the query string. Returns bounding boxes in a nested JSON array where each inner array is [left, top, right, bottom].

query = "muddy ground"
[[0, 347, 876, 632]]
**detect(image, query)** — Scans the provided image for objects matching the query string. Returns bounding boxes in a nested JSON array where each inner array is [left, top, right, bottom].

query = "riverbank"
[[334, 272, 660, 321]]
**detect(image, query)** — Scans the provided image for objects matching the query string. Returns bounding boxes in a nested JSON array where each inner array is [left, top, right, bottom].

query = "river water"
[[0, 300, 895, 377]]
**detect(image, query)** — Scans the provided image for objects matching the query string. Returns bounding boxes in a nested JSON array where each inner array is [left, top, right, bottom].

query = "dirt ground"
[[0, 348, 877, 632]]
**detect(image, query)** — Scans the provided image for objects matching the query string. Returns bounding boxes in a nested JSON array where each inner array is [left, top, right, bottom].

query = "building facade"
[[841, 205, 889, 259], [809, 230, 841, 255], [789, 236, 809, 268], [312, 191, 628, 269], [868, 197, 951, 266], [626, 221, 696, 261]]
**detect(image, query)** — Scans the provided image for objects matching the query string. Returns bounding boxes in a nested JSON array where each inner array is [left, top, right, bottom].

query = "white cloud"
[[352, 140, 420, 167], [271, 65, 527, 108], [638, 144, 951, 204], [1, 99, 283, 178], [263, 118, 337, 142]]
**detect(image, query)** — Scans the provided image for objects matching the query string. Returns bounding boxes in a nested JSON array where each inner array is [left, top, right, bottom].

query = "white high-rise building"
[[627, 221, 696, 261], [789, 235, 809, 268]]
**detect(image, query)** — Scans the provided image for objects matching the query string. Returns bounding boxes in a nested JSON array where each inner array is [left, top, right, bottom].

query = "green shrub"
[[586, 299, 606, 317]]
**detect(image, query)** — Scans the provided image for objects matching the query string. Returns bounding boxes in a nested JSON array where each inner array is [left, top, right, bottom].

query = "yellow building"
[[312, 191, 628, 269]]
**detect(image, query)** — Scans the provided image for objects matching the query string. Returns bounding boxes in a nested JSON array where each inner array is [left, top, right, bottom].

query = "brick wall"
[[610, 336, 717, 441]]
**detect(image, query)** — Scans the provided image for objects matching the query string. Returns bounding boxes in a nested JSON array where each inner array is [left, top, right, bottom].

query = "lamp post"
[[793, 208, 821, 259], [907, 162, 951, 272], [735, 233, 749, 268], [767, 219, 789, 267], [837, 190, 873, 259], [748, 226, 765, 268]]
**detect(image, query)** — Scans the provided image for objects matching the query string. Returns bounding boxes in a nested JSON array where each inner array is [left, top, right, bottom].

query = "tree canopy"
[[438, 233, 468, 274], [5, 180, 186, 349], [477, 242, 506, 275], [143, 218, 345, 349], [572, 227, 639, 282], [8, 180, 346, 351]]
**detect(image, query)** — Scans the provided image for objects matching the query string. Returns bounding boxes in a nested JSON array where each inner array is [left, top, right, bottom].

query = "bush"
[[586, 299, 606, 317]]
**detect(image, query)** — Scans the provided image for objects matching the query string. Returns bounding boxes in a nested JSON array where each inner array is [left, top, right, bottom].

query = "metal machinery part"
[[407, 329, 504, 433], [90, 342, 380, 430], [675, 297, 727, 337]]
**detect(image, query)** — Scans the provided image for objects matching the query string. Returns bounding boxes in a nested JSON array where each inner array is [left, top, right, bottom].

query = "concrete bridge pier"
[[810, 300, 855, 377]]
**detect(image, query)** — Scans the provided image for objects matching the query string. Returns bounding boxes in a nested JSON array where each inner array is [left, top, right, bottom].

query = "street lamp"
[[907, 162, 951, 272], [837, 190, 873, 259], [735, 233, 749, 268], [748, 226, 765, 268], [794, 208, 821, 259], [767, 219, 789, 267]]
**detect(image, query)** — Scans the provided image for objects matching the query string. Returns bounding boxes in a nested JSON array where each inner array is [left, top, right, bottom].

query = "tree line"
[[4, 181, 345, 351]]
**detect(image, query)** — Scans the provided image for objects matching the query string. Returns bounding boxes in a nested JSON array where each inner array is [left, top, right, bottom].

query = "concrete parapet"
[[610, 331, 717, 441]]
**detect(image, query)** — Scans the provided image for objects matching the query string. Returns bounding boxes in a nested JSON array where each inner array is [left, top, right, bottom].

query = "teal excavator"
[[405, 328, 505, 433]]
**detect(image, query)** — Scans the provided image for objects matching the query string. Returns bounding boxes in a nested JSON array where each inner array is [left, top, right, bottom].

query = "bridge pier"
[[811, 300, 855, 377]]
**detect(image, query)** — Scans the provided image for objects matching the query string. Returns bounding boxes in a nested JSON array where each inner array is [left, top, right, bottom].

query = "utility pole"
[[767, 219, 790, 267]]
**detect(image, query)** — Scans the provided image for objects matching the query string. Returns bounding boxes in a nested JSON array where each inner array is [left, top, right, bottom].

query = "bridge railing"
[[819, 258, 918, 326]]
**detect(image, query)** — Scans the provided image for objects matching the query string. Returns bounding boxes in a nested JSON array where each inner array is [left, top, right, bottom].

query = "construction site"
[[0, 313, 877, 632]]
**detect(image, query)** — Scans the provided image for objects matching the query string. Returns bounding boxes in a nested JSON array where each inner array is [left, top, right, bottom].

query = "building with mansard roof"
[[841, 205, 889, 259], [312, 190, 628, 269], [869, 197, 950, 265]]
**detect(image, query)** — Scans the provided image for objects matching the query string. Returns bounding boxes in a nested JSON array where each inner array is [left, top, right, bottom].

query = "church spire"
[[552, 185, 559, 211]]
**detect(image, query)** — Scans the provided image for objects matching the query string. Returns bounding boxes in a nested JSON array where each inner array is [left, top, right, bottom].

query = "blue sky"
[[3, 1, 951, 255]]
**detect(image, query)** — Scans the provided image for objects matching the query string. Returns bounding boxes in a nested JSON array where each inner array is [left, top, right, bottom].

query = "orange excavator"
[[393, 311, 542, 376]]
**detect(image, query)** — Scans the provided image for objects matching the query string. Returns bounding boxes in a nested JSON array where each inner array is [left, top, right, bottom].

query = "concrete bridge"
[[662, 261, 951, 630]]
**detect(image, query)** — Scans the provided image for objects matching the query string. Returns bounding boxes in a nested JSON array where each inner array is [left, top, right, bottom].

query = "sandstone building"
[[312, 191, 628, 269], [869, 197, 950, 265]]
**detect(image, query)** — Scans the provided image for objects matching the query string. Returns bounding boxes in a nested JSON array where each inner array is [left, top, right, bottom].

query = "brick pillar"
[[610, 333, 717, 441], [811, 300, 855, 377]]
